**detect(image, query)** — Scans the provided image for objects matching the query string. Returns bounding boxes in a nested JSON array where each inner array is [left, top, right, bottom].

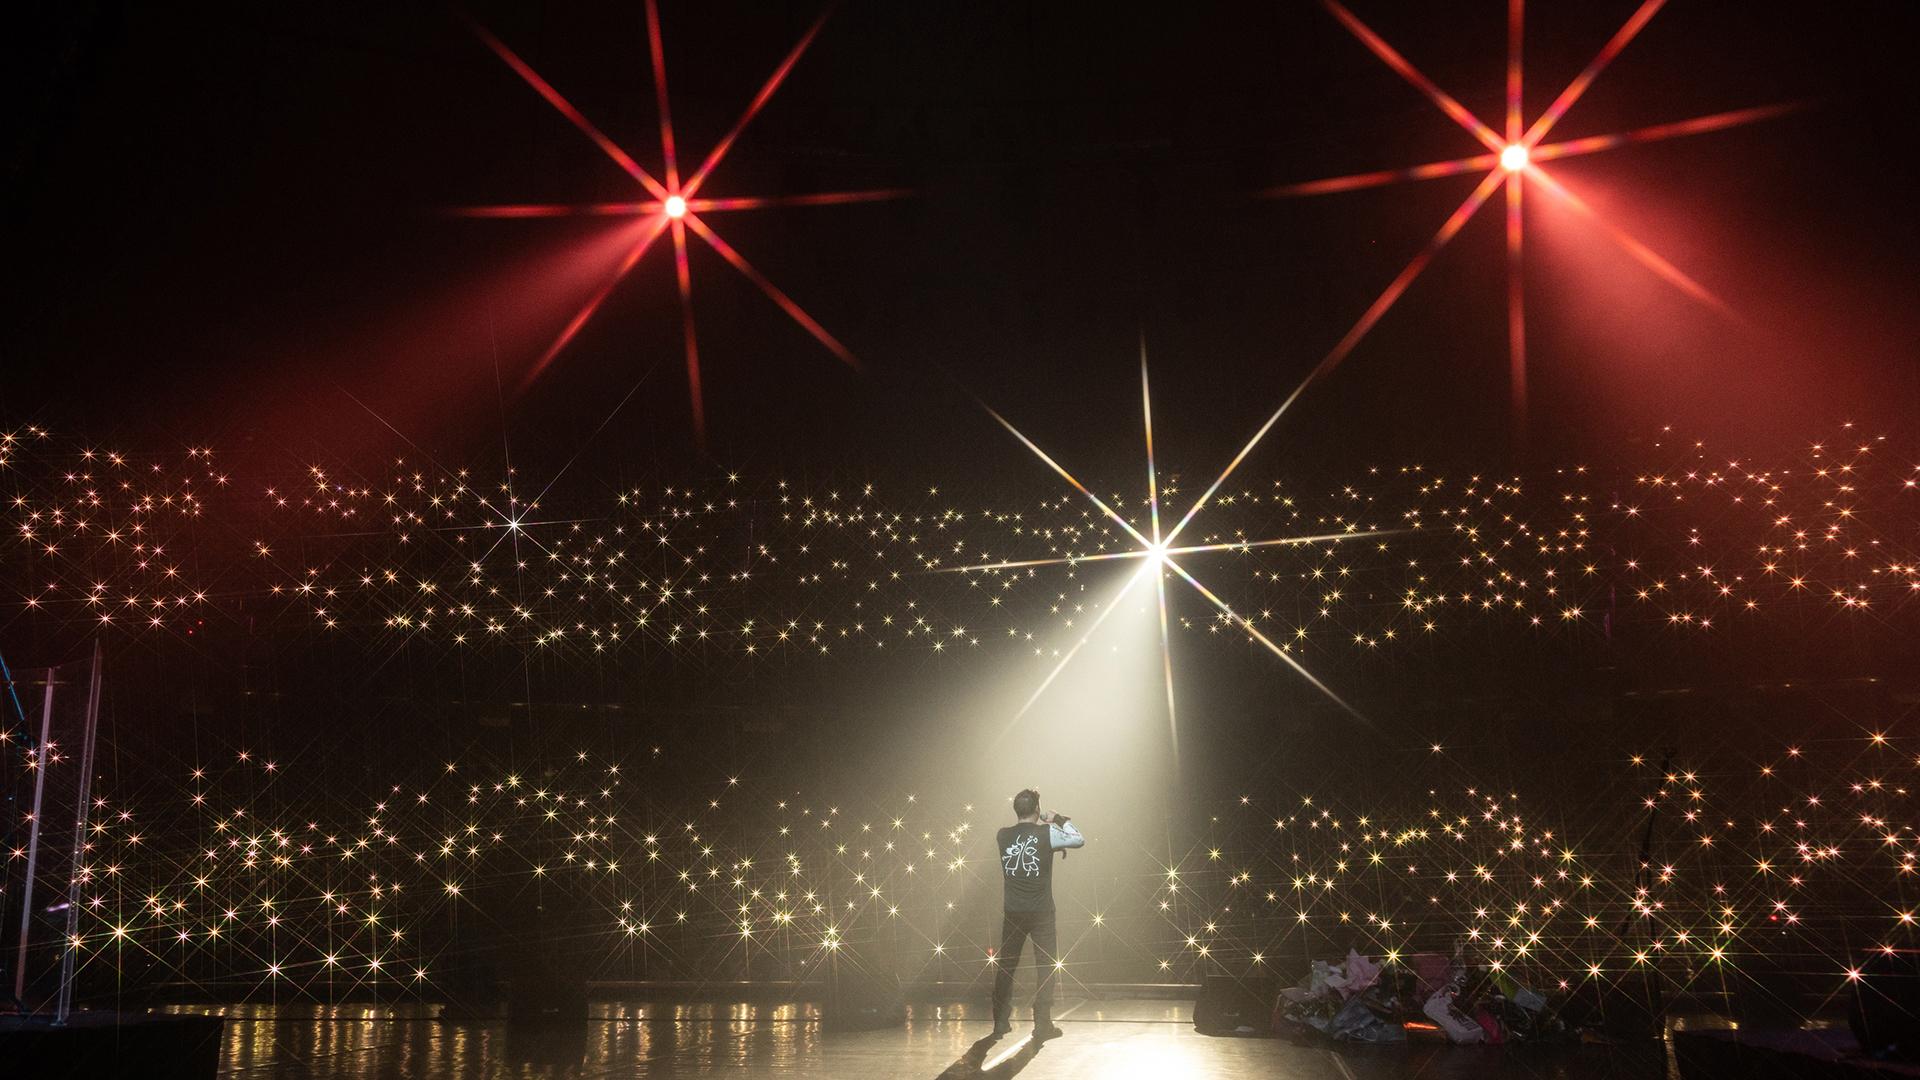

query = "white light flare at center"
[[957, 351, 1381, 771]]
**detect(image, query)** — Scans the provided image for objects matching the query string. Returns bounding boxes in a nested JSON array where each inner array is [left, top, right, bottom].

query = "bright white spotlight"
[[1500, 143, 1529, 172], [663, 194, 688, 219]]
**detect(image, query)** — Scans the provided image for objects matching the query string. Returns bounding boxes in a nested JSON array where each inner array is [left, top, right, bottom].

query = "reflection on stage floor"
[[147, 996, 1677, 1078]]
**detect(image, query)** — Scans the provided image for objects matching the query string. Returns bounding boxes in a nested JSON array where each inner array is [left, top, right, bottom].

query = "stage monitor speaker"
[[1193, 974, 1276, 1036]]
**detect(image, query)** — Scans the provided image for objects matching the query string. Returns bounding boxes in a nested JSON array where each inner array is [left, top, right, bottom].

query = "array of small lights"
[[3, 423, 1914, 665], [1160, 734, 1920, 1004], [14, 733, 1920, 1007], [20, 748, 1004, 999], [3, 421, 1915, 1007]]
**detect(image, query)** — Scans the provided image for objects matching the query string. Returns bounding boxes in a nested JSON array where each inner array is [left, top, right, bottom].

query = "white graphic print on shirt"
[[1002, 833, 1040, 877]]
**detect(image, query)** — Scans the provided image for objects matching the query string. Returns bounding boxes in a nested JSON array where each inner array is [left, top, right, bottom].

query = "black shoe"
[[1032, 1022, 1064, 1041], [989, 1021, 1013, 1039]]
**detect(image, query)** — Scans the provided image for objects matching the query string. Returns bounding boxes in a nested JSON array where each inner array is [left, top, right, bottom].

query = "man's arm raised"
[[1047, 818, 1084, 850]]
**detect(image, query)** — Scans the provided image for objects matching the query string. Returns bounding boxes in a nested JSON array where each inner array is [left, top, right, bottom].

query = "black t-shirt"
[[997, 822, 1055, 913]]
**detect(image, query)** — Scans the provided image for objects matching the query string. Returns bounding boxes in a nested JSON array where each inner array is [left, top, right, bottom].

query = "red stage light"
[[462, 3, 908, 441], [1271, 0, 1790, 443]]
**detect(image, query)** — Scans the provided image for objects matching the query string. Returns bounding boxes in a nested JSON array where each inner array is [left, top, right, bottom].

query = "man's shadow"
[[933, 1031, 1045, 1078]]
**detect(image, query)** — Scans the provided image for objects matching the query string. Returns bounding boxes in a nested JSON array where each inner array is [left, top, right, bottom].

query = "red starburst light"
[[461, 2, 906, 440], [1272, 0, 1800, 438]]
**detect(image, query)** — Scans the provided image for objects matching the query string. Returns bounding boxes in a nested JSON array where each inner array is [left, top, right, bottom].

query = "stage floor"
[[152, 997, 1679, 1078]]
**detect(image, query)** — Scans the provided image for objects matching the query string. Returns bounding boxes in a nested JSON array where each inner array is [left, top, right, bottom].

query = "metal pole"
[[55, 641, 104, 1023], [12, 671, 58, 1005]]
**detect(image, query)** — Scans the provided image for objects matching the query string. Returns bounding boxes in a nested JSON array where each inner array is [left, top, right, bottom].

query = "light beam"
[[980, 350, 1380, 758]]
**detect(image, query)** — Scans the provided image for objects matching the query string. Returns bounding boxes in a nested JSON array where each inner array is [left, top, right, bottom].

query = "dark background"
[[8, 0, 1918, 491], [5, 4, 1920, 997], [5, 0, 1919, 791]]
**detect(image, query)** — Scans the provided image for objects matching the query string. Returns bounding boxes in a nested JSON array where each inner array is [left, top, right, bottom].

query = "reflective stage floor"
[[135, 997, 1682, 1079]]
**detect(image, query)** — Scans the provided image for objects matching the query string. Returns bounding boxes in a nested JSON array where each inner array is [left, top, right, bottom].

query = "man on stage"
[[991, 788, 1085, 1041]]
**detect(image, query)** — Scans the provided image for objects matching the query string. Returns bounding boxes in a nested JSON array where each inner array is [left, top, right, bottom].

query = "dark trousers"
[[991, 908, 1058, 1024]]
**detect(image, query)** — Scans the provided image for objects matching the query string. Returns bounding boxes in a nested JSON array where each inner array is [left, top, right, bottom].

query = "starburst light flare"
[[461, 1, 908, 440], [968, 349, 1384, 767], [1268, 0, 1801, 437]]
